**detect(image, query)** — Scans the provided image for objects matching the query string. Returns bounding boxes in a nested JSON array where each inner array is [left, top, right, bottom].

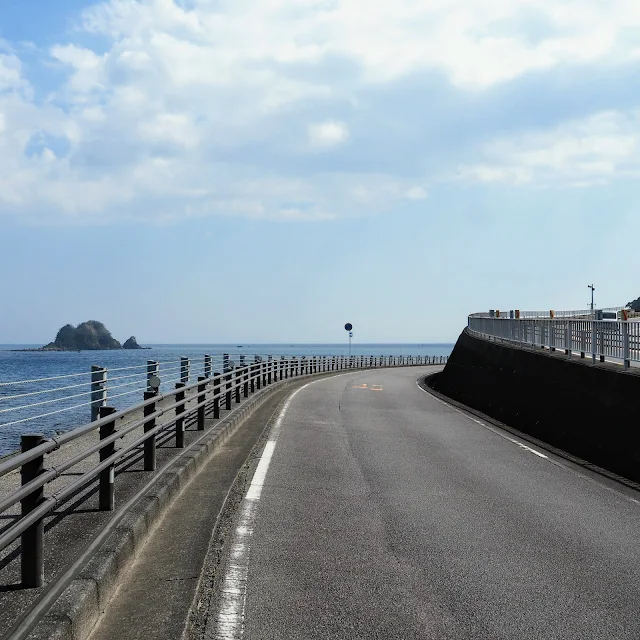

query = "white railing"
[[468, 312, 639, 370]]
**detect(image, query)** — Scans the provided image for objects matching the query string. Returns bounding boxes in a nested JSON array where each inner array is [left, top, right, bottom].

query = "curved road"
[[207, 366, 640, 640]]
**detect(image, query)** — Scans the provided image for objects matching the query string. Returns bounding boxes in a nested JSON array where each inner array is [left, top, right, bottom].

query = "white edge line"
[[415, 380, 549, 460], [213, 371, 357, 639], [416, 380, 640, 507]]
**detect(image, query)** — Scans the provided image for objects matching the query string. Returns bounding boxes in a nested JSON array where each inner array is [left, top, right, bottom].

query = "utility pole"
[[588, 284, 595, 315]]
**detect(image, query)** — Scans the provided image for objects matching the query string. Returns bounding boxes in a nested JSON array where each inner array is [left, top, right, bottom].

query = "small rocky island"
[[21, 321, 150, 351], [122, 336, 145, 350]]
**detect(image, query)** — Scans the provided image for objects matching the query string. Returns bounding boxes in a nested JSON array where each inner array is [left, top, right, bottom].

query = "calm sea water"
[[0, 343, 453, 455]]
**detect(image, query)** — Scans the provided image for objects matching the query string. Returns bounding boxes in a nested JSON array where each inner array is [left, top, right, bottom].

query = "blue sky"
[[1, 0, 640, 344]]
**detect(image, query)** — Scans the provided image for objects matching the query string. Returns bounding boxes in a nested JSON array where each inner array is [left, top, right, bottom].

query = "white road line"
[[417, 380, 640, 507], [214, 372, 357, 639], [416, 381, 549, 460]]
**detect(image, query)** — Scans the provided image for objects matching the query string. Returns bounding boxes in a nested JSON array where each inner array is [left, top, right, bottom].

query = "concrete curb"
[[25, 369, 343, 640]]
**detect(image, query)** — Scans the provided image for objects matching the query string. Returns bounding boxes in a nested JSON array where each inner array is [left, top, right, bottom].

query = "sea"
[[0, 343, 453, 456]]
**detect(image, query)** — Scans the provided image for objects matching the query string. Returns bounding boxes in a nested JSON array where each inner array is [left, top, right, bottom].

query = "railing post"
[[204, 354, 212, 378], [262, 359, 268, 386], [268, 356, 273, 384], [250, 362, 256, 392], [91, 365, 107, 422], [175, 383, 186, 447], [623, 319, 631, 370], [226, 370, 232, 410], [181, 357, 190, 383], [147, 360, 159, 392], [565, 322, 571, 357], [213, 374, 221, 419], [20, 434, 45, 588], [143, 391, 156, 471], [591, 321, 597, 364], [244, 365, 249, 398], [235, 369, 241, 403], [281, 356, 286, 380], [98, 406, 117, 511], [198, 376, 207, 428], [223, 353, 230, 374], [255, 357, 262, 389], [291, 357, 295, 378]]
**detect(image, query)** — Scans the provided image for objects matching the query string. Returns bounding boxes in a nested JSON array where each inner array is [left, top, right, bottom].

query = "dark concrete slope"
[[431, 329, 640, 483]]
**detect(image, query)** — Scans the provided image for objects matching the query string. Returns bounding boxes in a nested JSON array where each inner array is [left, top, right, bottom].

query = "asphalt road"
[[206, 366, 640, 640]]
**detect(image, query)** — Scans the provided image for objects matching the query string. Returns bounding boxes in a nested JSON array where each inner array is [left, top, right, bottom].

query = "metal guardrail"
[[0, 353, 447, 591], [468, 314, 639, 369], [469, 307, 624, 320]]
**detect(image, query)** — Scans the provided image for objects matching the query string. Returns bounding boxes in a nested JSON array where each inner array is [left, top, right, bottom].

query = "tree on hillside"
[[627, 297, 640, 311]]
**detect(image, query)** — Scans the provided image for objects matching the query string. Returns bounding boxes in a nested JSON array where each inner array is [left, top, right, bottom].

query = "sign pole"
[[344, 323, 353, 359]]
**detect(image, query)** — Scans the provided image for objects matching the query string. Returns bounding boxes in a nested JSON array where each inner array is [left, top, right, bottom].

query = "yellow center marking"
[[371, 385, 384, 391], [353, 383, 368, 389]]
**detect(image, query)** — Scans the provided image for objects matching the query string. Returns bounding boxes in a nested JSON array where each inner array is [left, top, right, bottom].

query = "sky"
[[1, 0, 640, 344]]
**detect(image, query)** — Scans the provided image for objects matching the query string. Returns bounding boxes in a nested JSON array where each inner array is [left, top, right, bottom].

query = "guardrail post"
[[244, 365, 249, 398], [213, 374, 221, 419], [204, 355, 212, 378], [565, 322, 571, 357], [591, 322, 597, 364], [91, 365, 107, 422], [268, 356, 273, 384], [234, 369, 241, 403], [250, 362, 256, 392], [175, 383, 186, 447], [198, 376, 207, 428], [147, 360, 159, 392], [181, 357, 190, 383], [21, 434, 45, 588], [223, 353, 230, 374], [290, 357, 295, 378], [262, 359, 268, 386], [98, 406, 117, 511], [143, 392, 156, 471], [255, 357, 261, 389], [226, 370, 232, 410], [623, 320, 631, 370]]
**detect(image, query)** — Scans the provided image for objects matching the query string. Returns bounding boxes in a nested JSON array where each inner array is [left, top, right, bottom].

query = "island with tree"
[[17, 321, 150, 351]]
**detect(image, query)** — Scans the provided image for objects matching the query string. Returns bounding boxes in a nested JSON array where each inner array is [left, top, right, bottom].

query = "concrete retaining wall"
[[430, 329, 640, 483]]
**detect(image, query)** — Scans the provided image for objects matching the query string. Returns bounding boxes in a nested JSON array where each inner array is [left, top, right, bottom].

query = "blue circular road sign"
[[344, 323, 353, 331]]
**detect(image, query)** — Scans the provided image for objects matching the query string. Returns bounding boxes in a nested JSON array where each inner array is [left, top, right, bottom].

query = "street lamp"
[[588, 284, 595, 315]]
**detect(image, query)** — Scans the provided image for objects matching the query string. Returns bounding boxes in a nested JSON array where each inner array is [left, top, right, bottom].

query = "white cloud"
[[405, 186, 428, 201], [456, 111, 640, 187], [0, 52, 25, 92], [3, 0, 640, 224], [308, 120, 349, 149]]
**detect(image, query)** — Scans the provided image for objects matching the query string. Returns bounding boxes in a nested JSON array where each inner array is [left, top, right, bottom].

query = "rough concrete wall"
[[431, 329, 640, 483]]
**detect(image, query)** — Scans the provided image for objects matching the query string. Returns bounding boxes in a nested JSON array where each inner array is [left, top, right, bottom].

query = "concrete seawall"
[[430, 328, 640, 484]]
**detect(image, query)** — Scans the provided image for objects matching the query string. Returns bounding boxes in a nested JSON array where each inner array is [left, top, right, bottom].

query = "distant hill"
[[42, 321, 123, 351]]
